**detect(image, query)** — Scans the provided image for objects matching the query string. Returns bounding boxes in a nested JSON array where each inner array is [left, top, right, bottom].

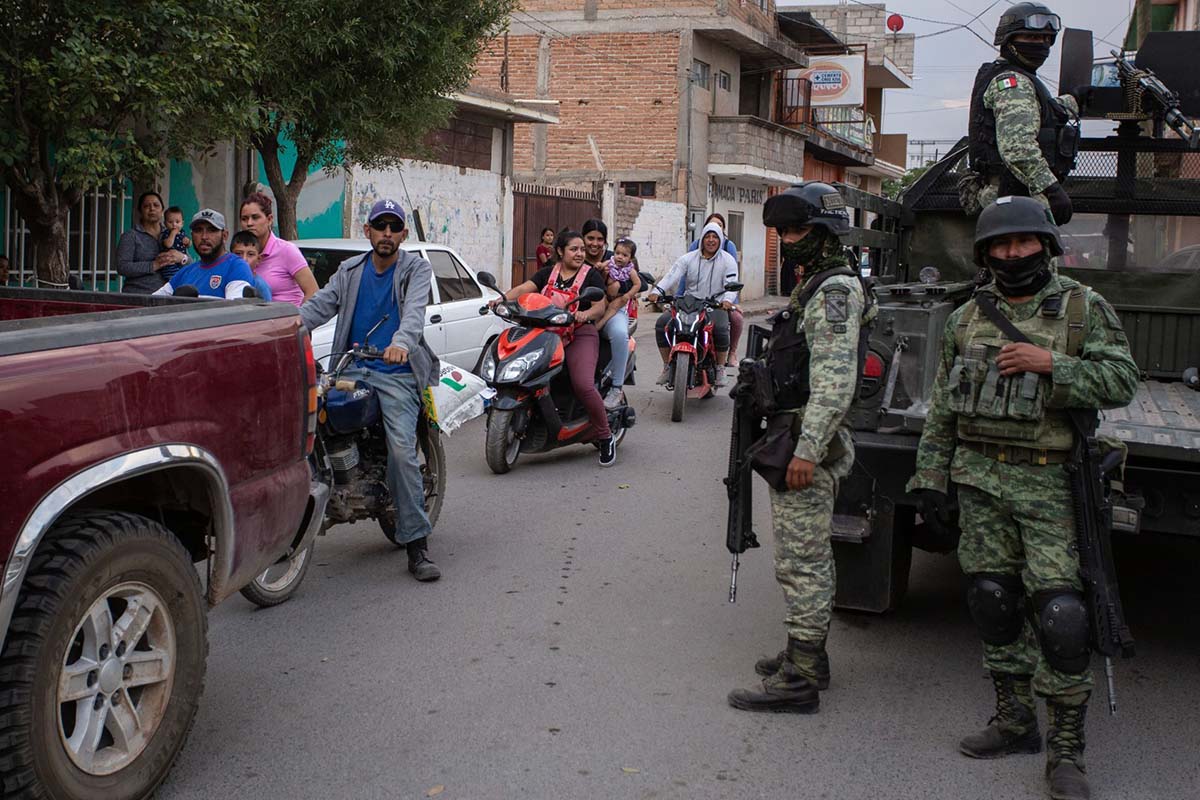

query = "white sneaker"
[[603, 387, 625, 409], [714, 368, 727, 388], [656, 366, 671, 385]]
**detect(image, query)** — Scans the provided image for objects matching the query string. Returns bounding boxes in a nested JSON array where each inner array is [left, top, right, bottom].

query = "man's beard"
[[373, 240, 397, 258]]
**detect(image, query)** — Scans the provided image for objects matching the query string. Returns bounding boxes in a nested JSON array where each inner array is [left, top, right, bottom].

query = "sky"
[[876, 0, 1136, 152]]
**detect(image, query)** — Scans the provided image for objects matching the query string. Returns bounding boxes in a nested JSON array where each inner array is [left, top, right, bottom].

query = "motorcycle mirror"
[[579, 286, 606, 302], [476, 271, 499, 291], [637, 273, 657, 290], [724, 282, 744, 292]]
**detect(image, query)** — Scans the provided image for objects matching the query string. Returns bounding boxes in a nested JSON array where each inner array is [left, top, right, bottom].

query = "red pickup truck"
[[0, 287, 327, 800]]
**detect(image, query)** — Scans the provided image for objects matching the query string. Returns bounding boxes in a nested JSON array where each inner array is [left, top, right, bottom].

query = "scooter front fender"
[[671, 342, 697, 357], [492, 389, 533, 411]]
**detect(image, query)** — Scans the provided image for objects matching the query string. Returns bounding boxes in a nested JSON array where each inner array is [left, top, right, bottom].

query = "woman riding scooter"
[[490, 229, 617, 466]]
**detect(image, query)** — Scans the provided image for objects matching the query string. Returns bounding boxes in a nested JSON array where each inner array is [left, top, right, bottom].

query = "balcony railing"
[[774, 77, 874, 152]]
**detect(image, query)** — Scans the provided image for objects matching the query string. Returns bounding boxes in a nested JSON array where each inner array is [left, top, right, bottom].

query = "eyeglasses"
[[370, 218, 404, 232]]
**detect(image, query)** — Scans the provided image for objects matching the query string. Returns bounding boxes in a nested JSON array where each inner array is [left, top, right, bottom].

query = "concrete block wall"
[[785, 3, 914, 76], [475, 30, 683, 191], [709, 117, 805, 177]]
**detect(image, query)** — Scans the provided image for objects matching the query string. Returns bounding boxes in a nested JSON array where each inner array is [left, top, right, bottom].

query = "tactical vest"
[[968, 59, 1079, 187], [765, 266, 873, 410], [949, 281, 1087, 451]]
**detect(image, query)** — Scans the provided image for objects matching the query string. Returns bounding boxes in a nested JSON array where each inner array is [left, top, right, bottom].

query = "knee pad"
[[966, 572, 1026, 646], [1034, 589, 1091, 674]]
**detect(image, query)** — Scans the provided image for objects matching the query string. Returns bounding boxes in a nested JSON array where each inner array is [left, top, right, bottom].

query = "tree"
[[249, 0, 516, 239], [0, 0, 256, 283], [883, 165, 931, 201]]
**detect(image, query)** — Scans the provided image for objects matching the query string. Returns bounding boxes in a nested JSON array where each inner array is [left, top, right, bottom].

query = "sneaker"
[[598, 436, 617, 467], [656, 366, 670, 385], [714, 368, 727, 388], [603, 387, 625, 410]]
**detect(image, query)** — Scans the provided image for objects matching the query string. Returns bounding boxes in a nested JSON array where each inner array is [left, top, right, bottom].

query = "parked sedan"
[[296, 239, 506, 367]]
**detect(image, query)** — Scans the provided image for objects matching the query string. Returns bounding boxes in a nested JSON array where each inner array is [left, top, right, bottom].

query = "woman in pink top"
[[239, 192, 318, 306]]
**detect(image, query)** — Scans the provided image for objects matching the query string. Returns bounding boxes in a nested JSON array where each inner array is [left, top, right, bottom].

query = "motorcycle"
[[651, 280, 743, 423], [240, 344, 447, 607], [473, 270, 639, 474]]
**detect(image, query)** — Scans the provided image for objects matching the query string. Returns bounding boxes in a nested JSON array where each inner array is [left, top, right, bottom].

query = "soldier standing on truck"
[[726, 183, 871, 714], [906, 197, 1137, 800], [963, 3, 1083, 225]]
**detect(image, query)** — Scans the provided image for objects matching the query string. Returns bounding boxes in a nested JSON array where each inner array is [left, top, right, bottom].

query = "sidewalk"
[[737, 293, 789, 320]]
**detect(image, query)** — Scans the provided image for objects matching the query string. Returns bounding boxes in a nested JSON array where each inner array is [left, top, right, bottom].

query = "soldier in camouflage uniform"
[[907, 197, 1137, 800], [728, 182, 873, 714], [963, 3, 1082, 224]]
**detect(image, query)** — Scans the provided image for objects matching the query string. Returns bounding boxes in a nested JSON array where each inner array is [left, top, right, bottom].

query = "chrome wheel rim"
[[254, 546, 310, 593], [58, 582, 175, 776]]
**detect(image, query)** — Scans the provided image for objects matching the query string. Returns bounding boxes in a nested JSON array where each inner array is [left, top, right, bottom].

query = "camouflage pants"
[[977, 178, 1051, 212], [956, 465, 1093, 702], [769, 466, 836, 647]]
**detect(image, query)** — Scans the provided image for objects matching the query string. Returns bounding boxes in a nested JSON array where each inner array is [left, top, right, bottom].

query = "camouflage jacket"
[[786, 252, 867, 478], [907, 273, 1138, 496], [985, 72, 1080, 195]]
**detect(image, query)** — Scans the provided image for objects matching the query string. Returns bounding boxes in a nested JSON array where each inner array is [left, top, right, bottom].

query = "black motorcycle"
[[240, 345, 446, 607]]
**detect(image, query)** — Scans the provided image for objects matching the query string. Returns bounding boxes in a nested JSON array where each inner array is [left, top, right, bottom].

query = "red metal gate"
[[511, 183, 601, 286]]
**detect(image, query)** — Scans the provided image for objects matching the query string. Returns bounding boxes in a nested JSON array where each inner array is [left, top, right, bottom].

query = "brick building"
[[473, 1, 914, 297]]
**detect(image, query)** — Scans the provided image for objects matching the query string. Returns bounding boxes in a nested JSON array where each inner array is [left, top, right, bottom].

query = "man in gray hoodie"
[[648, 221, 739, 386], [299, 198, 442, 581]]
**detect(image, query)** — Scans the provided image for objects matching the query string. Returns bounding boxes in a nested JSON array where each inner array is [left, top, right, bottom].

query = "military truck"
[[827, 29, 1200, 612]]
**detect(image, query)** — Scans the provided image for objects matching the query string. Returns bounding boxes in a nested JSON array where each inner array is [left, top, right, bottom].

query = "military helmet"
[[994, 2, 1061, 46], [973, 195, 1064, 265], [762, 181, 850, 237]]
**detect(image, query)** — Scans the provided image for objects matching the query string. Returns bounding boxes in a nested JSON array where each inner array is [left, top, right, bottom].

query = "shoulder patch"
[[998, 75, 1019, 90], [824, 289, 849, 324]]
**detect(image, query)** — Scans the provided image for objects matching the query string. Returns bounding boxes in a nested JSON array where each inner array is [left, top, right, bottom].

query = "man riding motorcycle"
[[648, 221, 739, 387]]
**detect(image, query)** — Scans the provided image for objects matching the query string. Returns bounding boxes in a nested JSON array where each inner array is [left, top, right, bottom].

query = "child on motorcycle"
[[597, 237, 642, 410], [490, 229, 617, 466]]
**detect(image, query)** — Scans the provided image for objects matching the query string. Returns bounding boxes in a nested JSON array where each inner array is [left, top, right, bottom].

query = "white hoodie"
[[657, 221, 739, 304]]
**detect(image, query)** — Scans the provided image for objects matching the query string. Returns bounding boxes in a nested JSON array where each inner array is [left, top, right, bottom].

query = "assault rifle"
[[975, 294, 1135, 714], [725, 373, 760, 603], [1066, 408, 1136, 715], [1111, 49, 1200, 148]]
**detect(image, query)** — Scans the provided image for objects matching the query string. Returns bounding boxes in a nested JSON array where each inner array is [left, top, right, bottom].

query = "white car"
[[295, 239, 507, 368]]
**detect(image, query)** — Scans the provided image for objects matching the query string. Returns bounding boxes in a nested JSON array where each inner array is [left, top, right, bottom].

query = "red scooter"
[[474, 271, 639, 474], [651, 280, 743, 422]]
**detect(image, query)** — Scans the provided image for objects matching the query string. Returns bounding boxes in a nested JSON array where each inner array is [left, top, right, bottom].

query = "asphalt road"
[[159, 320, 1200, 800]]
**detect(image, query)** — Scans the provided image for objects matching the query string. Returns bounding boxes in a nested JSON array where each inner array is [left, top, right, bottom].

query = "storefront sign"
[[710, 181, 766, 206], [788, 54, 865, 107]]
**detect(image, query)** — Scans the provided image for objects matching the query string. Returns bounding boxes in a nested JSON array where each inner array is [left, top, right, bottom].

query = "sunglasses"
[[370, 218, 404, 232]]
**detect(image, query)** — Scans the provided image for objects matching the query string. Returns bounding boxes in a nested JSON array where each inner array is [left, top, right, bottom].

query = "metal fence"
[[4, 181, 130, 290]]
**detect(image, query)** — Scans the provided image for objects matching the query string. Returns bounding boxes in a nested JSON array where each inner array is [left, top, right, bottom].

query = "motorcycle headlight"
[[500, 347, 546, 381], [480, 351, 497, 381]]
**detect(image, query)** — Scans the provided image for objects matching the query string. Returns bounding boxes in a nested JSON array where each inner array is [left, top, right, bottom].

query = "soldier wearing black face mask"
[[908, 196, 1137, 800], [963, 3, 1083, 226]]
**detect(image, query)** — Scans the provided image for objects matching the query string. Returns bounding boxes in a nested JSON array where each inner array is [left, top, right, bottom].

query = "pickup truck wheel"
[[239, 541, 314, 608], [0, 511, 206, 800], [378, 422, 447, 543]]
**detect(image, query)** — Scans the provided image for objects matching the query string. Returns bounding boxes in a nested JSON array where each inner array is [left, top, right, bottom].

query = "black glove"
[[174, 284, 200, 297], [1068, 85, 1093, 111], [242, 286, 259, 298], [1043, 182, 1073, 226], [912, 489, 949, 521]]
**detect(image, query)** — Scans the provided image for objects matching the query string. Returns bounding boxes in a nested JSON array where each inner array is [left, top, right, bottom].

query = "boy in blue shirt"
[[153, 209, 255, 299], [230, 230, 274, 300]]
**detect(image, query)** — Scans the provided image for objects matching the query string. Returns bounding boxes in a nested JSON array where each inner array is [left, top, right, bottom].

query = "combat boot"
[[1045, 698, 1090, 800], [959, 672, 1042, 758], [727, 660, 819, 713], [406, 537, 441, 582], [754, 638, 831, 689]]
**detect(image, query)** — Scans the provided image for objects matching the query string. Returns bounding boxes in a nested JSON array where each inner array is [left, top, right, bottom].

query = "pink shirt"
[[256, 232, 309, 307]]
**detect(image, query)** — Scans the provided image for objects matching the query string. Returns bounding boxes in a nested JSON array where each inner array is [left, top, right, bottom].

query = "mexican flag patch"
[[999, 75, 1019, 90]]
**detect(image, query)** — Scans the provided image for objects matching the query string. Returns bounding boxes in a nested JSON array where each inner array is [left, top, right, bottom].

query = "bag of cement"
[[424, 362, 494, 435]]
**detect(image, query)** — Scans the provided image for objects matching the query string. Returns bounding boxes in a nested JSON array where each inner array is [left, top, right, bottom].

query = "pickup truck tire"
[[379, 423, 447, 542], [0, 511, 207, 800], [239, 541, 315, 608]]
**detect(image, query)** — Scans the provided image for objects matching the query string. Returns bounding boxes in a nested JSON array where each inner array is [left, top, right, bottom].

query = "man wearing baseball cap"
[[152, 209, 256, 299], [300, 198, 443, 582]]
